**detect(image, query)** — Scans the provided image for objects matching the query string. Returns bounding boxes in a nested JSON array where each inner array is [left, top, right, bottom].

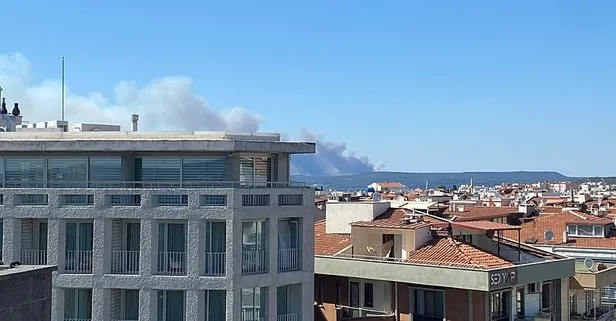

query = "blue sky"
[[2, 0, 616, 176]]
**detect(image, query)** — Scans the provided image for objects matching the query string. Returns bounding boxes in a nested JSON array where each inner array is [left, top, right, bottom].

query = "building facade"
[[0, 264, 57, 321], [0, 130, 315, 321]]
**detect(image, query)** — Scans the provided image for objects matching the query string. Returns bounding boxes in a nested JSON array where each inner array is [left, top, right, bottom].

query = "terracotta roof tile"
[[405, 237, 513, 270], [502, 211, 616, 248], [375, 182, 406, 189], [443, 206, 521, 221], [351, 208, 431, 230], [314, 220, 351, 256]]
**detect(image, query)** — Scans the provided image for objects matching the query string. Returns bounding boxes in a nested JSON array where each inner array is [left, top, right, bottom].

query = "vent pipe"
[[131, 114, 139, 132]]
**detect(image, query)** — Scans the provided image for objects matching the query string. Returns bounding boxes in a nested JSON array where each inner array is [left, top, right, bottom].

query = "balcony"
[[242, 250, 267, 274], [0, 180, 306, 189], [110, 289, 139, 321], [157, 251, 186, 275], [204, 252, 226, 276], [65, 250, 93, 273], [111, 251, 140, 274], [278, 248, 300, 272], [21, 249, 47, 265], [277, 314, 299, 321]]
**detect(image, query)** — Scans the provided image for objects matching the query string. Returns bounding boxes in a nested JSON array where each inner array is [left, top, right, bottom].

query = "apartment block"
[[314, 201, 575, 321], [0, 128, 315, 321]]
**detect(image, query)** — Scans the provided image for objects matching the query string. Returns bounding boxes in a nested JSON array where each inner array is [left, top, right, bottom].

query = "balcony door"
[[64, 288, 92, 320], [205, 221, 226, 275], [65, 222, 93, 273], [278, 220, 300, 272], [158, 223, 186, 275]]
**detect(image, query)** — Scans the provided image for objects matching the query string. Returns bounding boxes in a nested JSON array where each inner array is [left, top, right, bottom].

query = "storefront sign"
[[489, 268, 517, 289]]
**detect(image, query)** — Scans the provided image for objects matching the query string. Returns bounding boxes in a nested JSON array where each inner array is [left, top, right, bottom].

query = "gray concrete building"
[[0, 125, 316, 321], [0, 264, 57, 321]]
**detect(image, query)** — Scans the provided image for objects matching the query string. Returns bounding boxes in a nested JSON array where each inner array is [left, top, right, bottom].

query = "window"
[[364, 283, 374, 308], [182, 157, 226, 182], [157, 290, 185, 321], [47, 158, 87, 187], [205, 221, 226, 276], [413, 289, 444, 318], [491, 291, 509, 320], [516, 287, 525, 318], [567, 224, 605, 237], [158, 222, 187, 275], [241, 287, 267, 321], [242, 221, 268, 274], [240, 156, 272, 186], [89, 157, 122, 183], [136, 157, 181, 184], [542, 282, 552, 310], [5, 158, 44, 187], [205, 290, 226, 321], [64, 288, 92, 320], [65, 222, 94, 273], [350, 282, 360, 317], [201, 195, 227, 206]]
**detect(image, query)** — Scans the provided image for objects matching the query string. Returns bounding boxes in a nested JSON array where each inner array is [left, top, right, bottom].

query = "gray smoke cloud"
[[0, 52, 379, 176], [291, 130, 383, 176]]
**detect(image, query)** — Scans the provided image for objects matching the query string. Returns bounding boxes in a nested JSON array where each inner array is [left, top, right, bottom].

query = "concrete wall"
[[326, 202, 391, 234], [0, 186, 315, 321], [0, 266, 56, 321]]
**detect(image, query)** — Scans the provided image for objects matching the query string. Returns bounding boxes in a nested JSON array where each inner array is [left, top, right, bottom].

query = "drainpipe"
[[394, 281, 399, 321]]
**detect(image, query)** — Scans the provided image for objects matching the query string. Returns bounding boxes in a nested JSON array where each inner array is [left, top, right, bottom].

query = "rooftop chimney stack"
[[11, 102, 20, 116], [0, 98, 7, 115], [131, 113, 139, 132]]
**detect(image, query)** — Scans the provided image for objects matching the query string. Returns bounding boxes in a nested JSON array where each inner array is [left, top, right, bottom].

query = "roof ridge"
[[445, 238, 482, 268]]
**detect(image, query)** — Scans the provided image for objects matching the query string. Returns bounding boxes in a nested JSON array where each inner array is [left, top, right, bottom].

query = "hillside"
[[291, 171, 571, 190]]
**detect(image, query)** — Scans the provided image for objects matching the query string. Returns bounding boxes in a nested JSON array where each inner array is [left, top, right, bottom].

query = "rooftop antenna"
[[61, 57, 65, 121]]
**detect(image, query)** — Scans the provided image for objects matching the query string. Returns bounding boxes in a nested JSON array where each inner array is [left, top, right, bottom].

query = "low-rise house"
[[314, 201, 575, 321], [369, 182, 408, 194]]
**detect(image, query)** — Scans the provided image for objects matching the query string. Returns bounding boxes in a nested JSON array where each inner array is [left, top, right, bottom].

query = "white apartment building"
[[0, 123, 315, 321]]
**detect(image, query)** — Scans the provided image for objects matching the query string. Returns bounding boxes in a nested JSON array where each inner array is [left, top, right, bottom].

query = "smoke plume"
[[0, 52, 380, 176]]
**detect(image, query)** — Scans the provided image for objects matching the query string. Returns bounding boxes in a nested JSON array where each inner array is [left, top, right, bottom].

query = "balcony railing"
[[277, 313, 299, 321], [111, 251, 140, 274], [21, 249, 48, 265], [111, 319, 138, 321], [336, 305, 393, 319], [242, 250, 267, 274], [278, 248, 300, 272], [64, 319, 92, 321], [204, 252, 226, 276], [242, 309, 265, 321], [65, 250, 93, 273], [157, 251, 186, 275], [0, 180, 306, 189]]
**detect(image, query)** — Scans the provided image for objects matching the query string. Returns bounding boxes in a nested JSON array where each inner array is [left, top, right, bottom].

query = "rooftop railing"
[[0, 180, 306, 189]]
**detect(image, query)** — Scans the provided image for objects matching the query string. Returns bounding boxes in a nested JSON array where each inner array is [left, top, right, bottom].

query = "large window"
[[5, 158, 45, 187], [89, 157, 122, 182], [240, 156, 271, 186], [182, 157, 226, 182], [157, 290, 185, 321], [241, 287, 267, 321], [48, 158, 88, 187], [567, 224, 605, 237], [413, 289, 444, 320], [206, 290, 226, 321], [491, 291, 510, 321], [136, 157, 181, 183], [64, 288, 92, 320]]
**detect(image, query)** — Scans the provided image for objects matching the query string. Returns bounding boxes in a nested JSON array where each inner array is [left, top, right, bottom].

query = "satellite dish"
[[373, 193, 382, 202], [584, 258, 595, 270], [544, 230, 554, 241]]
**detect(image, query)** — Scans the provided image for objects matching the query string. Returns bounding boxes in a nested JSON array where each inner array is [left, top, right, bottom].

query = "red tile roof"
[[405, 237, 513, 270], [375, 182, 406, 189], [453, 221, 521, 232], [443, 206, 521, 221], [502, 211, 616, 248], [351, 208, 431, 230], [314, 220, 351, 256]]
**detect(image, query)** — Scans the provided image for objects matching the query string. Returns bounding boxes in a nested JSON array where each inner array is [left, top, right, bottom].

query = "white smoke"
[[0, 52, 380, 175]]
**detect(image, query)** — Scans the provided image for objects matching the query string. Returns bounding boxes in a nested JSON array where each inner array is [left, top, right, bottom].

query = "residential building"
[[368, 182, 407, 194], [503, 208, 616, 319], [314, 201, 575, 321], [0, 120, 315, 321], [0, 264, 57, 321]]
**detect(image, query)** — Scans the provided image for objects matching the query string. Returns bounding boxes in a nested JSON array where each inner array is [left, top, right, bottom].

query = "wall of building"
[[326, 202, 390, 234], [0, 266, 56, 321]]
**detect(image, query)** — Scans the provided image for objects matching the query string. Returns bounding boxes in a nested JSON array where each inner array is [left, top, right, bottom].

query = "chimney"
[[131, 114, 139, 132], [0, 98, 7, 115], [11, 102, 20, 116]]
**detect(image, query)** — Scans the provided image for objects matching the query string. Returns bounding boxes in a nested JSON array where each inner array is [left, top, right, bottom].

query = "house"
[[368, 182, 408, 194], [314, 200, 575, 321]]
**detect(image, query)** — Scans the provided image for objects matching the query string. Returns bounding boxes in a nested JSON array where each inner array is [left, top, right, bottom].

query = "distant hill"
[[291, 171, 571, 190]]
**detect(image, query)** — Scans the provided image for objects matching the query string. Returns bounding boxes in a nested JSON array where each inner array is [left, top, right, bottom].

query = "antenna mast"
[[61, 57, 65, 121]]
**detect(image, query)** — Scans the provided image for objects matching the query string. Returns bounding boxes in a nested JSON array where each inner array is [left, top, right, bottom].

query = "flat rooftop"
[[0, 265, 58, 280], [0, 131, 316, 153]]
